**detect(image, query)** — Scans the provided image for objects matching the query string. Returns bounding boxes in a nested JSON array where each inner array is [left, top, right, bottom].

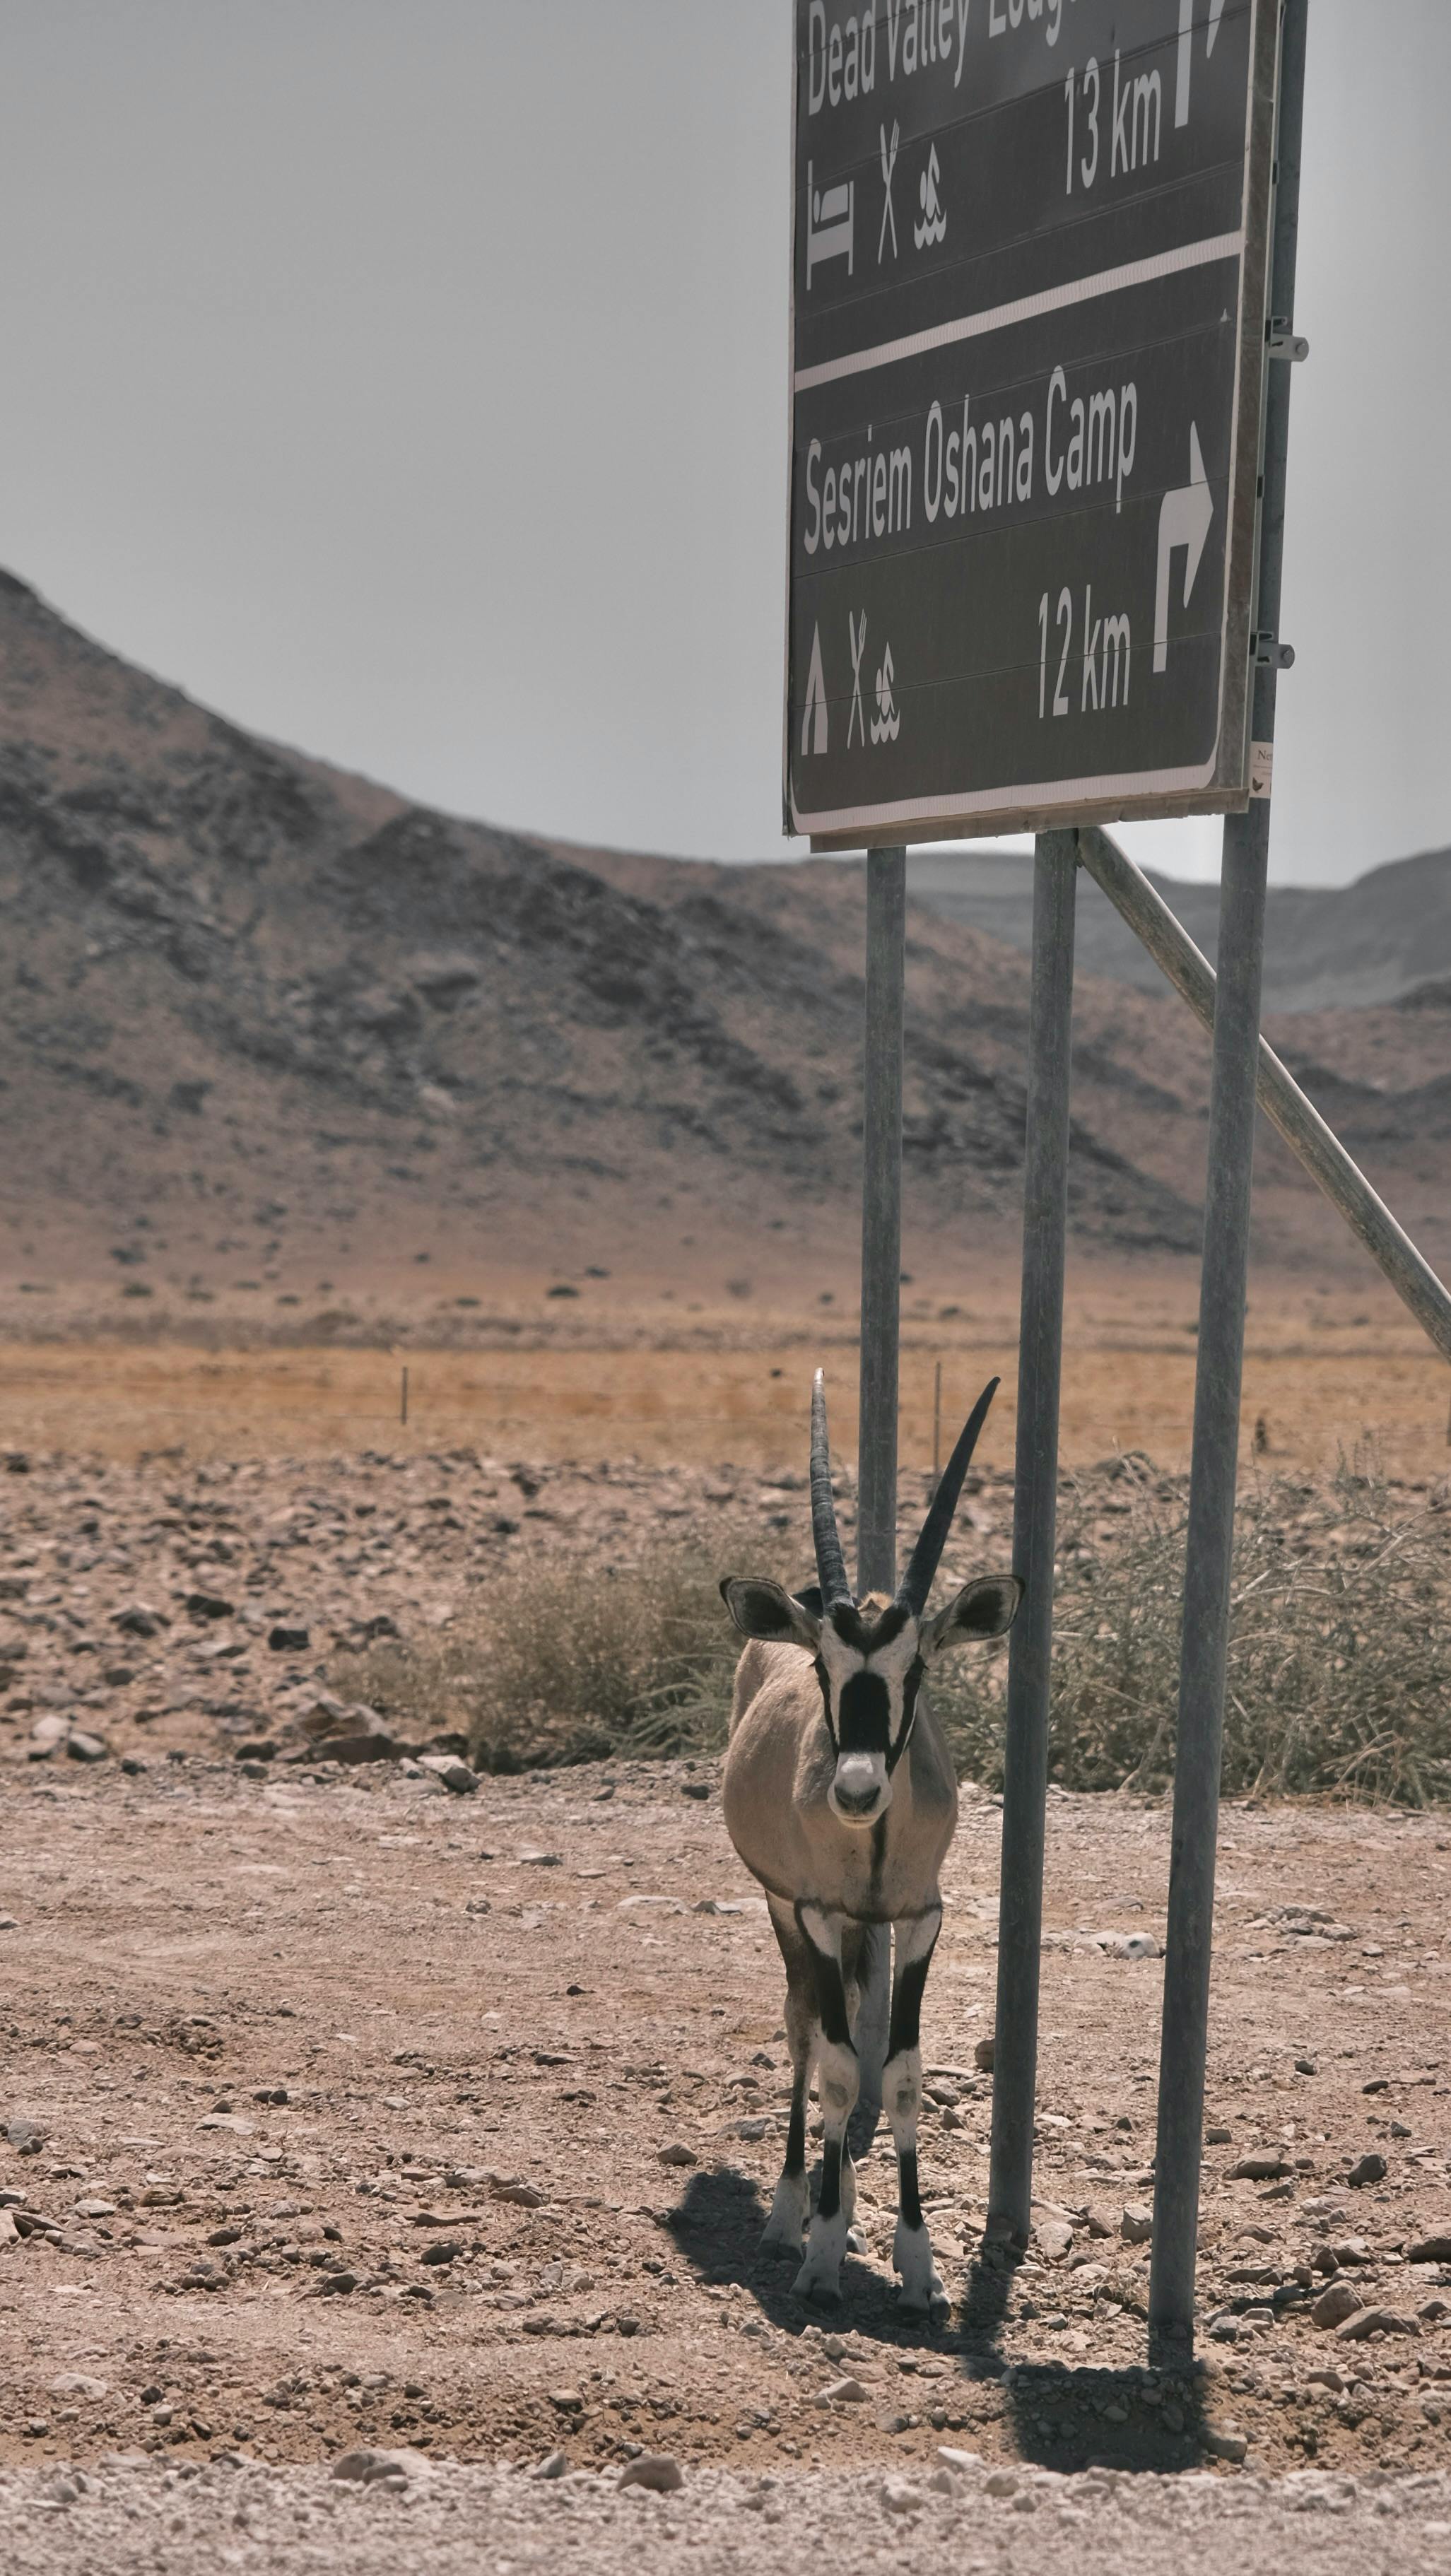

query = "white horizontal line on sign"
[[790, 751, 1221, 840], [793, 230, 1247, 395]]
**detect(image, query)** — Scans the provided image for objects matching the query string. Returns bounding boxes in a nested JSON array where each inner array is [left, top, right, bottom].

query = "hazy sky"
[[2, 2, 1447, 885]]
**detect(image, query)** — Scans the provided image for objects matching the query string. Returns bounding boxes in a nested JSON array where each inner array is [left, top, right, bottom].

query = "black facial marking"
[[897, 2144, 923, 2232], [885, 1654, 926, 1775], [827, 1599, 912, 1656], [837, 1669, 891, 1754], [812, 1655, 835, 1751]]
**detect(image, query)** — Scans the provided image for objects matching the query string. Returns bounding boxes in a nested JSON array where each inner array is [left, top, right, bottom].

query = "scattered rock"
[[66, 1730, 110, 1763], [1033, 2213, 1074, 2262], [5, 2117, 44, 2156], [1121, 2204, 1154, 2245], [879, 2478, 924, 2514], [1348, 2153, 1387, 2187], [112, 1605, 163, 1638], [331, 2447, 429, 2486], [1337, 2305, 1419, 2341], [973, 2035, 995, 2074], [1228, 2153, 1288, 2182], [418, 1754, 478, 1794], [1311, 2281, 1364, 2329], [267, 1625, 310, 1652], [1406, 2233, 1451, 2264], [822, 2377, 867, 2404], [184, 1591, 235, 1622], [490, 2179, 546, 2209], [1203, 2428, 1247, 2464], [658, 2143, 697, 2168], [618, 2453, 682, 2493]]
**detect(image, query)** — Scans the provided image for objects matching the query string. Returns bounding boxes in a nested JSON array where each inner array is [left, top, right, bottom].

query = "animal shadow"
[[662, 2165, 965, 2349]]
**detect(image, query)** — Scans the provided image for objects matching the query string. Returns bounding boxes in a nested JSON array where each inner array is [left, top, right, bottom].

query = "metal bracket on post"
[[1267, 322, 1310, 363], [1149, 0, 1311, 2365], [985, 828, 1078, 2255]]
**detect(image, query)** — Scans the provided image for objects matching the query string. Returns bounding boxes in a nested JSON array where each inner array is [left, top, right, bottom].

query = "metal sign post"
[[857, 843, 907, 1597], [1149, 0, 1310, 2357], [987, 828, 1078, 2250]]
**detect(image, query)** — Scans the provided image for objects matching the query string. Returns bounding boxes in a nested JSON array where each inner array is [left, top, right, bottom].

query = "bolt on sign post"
[[785, 0, 1296, 2335]]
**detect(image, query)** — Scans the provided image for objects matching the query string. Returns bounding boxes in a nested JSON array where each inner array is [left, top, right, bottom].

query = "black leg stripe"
[[796, 1905, 855, 2050], [784, 2079, 806, 2180], [887, 1949, 934, 2063], [898, 2145, 922, 2232], [818, 2135, 843, 2222]]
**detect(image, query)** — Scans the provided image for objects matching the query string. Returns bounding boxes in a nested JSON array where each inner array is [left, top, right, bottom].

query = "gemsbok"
[[719, 1372, 1021, 2314]]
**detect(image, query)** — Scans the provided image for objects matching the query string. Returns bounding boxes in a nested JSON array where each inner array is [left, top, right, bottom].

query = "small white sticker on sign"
[[1250, 740, 1274, 799]]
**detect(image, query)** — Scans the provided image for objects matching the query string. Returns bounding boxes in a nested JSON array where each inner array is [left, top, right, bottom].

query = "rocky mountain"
[[0, 569, 1445, 1317], [908, 844, 1451, 1013]]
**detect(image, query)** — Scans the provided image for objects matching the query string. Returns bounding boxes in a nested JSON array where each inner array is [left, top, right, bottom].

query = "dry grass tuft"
[[932, 1450, 1451, 1805]]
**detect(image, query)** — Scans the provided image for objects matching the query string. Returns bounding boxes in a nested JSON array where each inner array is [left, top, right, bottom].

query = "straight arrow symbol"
[[1153, 422, 1214, 675], [1177, 0, 1227, 129]]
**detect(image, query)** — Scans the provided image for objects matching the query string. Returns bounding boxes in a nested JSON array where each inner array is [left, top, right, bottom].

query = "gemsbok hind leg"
[[886, 1907, 948, 2319], [792, 1902, 859, 2303], [759, 1897, 815, 2252]]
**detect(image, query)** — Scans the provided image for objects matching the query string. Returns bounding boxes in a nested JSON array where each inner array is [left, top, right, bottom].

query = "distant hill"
[[0, 567, 1445, 1319], [907, 844, 1451, 1013]]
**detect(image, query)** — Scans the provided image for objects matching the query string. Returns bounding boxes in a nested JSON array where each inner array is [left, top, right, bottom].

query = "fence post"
[[857, 846, 907, 1596], [1149, 0, 1310, 2358], [986, 827, 1078, 2249]]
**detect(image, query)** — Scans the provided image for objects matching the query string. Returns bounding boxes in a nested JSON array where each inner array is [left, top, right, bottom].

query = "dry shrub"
[[336, 1520, 792, 1772], [334, 1455, 1450, 1804], [931, 1451, 1451, 1806]]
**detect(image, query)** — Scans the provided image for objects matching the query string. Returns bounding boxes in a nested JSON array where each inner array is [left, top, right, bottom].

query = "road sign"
[[785, 0, 1281, 848]]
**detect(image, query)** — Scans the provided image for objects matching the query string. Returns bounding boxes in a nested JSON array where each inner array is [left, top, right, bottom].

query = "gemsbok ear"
[[923, 1574, 1023, 1658], [720, 1577, 822, 1648]]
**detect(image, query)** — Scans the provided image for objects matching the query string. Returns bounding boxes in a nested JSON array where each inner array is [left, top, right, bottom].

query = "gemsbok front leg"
[[886, 1905, 948, 2318], [758, 1895, 816, 2252], [792, 1900, 859, 2303]]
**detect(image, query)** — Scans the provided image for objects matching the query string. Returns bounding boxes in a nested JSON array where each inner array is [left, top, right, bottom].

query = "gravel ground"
[[2, 2453, 1451, 2576], [3, 1755, 1451, 2484]]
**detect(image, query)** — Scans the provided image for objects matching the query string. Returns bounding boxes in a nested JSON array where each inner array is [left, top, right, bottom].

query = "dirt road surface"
[[2, 2454, 1451, 2576], [4, 1755, 1451, 2493]]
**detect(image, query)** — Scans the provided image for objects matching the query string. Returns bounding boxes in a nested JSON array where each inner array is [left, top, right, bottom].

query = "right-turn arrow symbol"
[[1153, 421, 1214, 675]]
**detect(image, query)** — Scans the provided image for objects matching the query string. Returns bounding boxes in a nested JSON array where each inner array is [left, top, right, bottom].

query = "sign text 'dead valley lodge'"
[[785, 0, 1280, 846]]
